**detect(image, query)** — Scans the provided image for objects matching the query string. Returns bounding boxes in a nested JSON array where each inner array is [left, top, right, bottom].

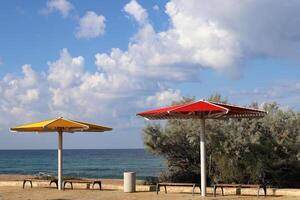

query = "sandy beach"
[[0, 175, 299, 200], [1, 186, 300, 200], [0, 186, 299, 200]]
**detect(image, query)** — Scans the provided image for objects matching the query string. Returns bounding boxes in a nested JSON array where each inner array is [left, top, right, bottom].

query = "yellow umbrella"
[[10, 117, 112, 190]]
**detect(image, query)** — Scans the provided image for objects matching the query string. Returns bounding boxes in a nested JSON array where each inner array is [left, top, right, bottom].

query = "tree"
[[142, 95, 300, 187]]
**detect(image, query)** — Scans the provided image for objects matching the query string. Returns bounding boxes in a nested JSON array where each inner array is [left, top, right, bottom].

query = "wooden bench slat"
[[159, 183, 199, 186], [64, 180, 100, 183], [240, 184, 261, 187], [214, 184, 241, 187]]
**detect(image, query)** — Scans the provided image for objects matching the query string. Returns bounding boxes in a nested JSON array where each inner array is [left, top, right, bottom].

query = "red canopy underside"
[[137, 100, 266, 120]]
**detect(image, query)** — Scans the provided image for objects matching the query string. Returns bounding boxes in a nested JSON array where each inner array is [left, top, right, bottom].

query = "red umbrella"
[[137, 99, 266, 196]]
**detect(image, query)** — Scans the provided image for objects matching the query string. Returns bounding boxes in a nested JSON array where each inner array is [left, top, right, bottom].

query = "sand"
[[1, 186, 300, 200], [0, 175, 299, 200]]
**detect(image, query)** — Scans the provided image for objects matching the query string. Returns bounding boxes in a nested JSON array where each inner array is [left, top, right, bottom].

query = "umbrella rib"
[[63, 119, 90, 129], [43, 118, 90, 130], [42, 118, 60, 129], [211, 101, 267, 113], [204, 100, 229, 114], [206, 110, 228, 118], [167, 101, 198, 113]]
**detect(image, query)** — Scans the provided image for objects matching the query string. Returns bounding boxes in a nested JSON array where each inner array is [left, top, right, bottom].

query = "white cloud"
[[170, 0, 300, 61], [47, 48, 84, 88], [2, 0, 300, 148], [18, 89, 39, 104], [153, 5, 159, 11], [94, 0, 300, 111], [124, 0, 148, 25], [21, 64, 40, 88], [42, 0, 73, 17], [44, 49, 159, 120], [101, 0, 242, 83], [3, 0, 299, 122], [118, 0, 300, 80], [229, 80, 300, 109], [142, 89, 181, 107], [0, 49, 139, 129], [76, 11, 106, 39], [0, 64, 46, 129], [0, 47, 184, 135]]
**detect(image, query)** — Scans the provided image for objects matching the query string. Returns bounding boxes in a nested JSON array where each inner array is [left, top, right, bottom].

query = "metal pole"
[[200, 118, 206, 196], [58, 130, 63, 190]]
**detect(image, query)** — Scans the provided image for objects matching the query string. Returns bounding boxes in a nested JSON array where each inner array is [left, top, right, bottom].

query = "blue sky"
[[0, 0, 300, 149]]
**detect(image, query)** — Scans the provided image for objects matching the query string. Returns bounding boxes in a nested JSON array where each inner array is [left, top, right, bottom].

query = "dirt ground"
[[0, 186, 299, 200], [0, 175, 299, 200]]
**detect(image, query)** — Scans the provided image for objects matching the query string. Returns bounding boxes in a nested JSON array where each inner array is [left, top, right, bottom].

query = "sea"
[[0, 149, 166, 180]]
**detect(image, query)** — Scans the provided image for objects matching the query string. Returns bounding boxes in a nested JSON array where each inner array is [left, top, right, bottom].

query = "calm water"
[[0, 149, 165, 179]]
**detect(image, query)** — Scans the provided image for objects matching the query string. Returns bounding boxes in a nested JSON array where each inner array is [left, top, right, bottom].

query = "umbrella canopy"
[[137, 100, 266, 119], [11, 118, 112, 132], [10, 117, 112, 190], [137, 99, 266, 196]]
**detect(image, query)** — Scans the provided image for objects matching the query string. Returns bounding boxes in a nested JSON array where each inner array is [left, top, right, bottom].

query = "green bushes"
[[142, 95, 300, 187]]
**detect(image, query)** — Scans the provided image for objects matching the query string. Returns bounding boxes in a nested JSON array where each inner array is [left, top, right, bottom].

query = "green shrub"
[[142, 95, 300, 187]]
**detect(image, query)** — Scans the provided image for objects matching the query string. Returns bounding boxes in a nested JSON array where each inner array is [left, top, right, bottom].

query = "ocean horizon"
[[0, 149, 166, 180]]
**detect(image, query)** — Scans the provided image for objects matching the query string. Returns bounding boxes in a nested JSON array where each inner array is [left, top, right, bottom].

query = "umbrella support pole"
[[58, 131, 63, 190], [200, 118, 206, 196]]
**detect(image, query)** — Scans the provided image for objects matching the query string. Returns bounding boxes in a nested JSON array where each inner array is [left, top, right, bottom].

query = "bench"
[[213, 183, 267, 197], [156, 182, 200, 195], [22, 179, 58, 189], [63, 179, 102, 190]]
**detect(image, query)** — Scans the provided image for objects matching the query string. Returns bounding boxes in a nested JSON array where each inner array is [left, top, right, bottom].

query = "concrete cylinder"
[[123, 172, 136, 192]]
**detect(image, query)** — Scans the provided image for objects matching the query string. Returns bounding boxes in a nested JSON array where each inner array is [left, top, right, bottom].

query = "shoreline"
[[0, 174, 148, 186], [0, 174, 144, 184]]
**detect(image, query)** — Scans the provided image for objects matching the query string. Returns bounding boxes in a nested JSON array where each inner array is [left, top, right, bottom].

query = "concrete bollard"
[[124, 172, 136, 193]]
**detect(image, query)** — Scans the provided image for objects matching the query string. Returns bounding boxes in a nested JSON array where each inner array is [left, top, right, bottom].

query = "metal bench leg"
[[258, 186, 267, 197], [63, 181, 67, 190], [156, 184, 159, 195], [192, 184, 195, 196], [23, 181, 32, 189], [50, 180, 58, 189], [221, 187, 224, 196], [64, 182, 73, 190], [92, 182, 101, 190], [164, 185, 167, 194], [237, 186, 241, 196], [213, 185, 216, 197]]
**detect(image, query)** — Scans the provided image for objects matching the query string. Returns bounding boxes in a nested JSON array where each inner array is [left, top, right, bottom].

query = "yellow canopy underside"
[[10, 118, 112, 133]]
